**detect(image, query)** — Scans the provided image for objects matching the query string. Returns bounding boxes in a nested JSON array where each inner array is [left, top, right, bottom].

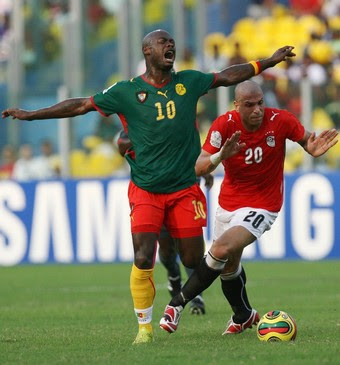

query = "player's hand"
[[2, 108, 33, 121], [202, 173, 214, 190], [306, 129, 338, 157], [269, 46, 295, 65], [220, 131, 245, 160]]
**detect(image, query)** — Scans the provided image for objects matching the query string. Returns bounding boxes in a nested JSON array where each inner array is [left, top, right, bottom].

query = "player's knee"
[[134, 251, 154, 269], [180, 253, 201, 269], [210, 240, 233, 260]]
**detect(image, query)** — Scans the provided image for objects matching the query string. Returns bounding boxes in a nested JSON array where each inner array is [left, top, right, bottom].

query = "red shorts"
[[128, 181, 207, 238]]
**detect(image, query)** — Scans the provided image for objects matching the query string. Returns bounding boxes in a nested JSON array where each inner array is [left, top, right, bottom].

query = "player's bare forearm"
[[196, 132, 245, 175], [213, 46, 295, 88], [2, 97, 94, 121], [195, 153, 217, 176], [213, 63, 256, 87]]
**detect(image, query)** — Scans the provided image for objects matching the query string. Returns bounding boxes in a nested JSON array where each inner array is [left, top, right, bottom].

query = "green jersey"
[[92, 70, 215, 193]]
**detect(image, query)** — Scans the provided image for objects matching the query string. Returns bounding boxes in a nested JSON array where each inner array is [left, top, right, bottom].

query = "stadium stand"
[[0, 0, 339, 178]]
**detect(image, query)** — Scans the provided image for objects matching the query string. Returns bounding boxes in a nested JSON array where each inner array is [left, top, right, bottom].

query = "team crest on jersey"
[[175, 83, 186, 95], [210, 131, 222, 148], [136, 91, 148, 103], [266, 135, 275, 147]]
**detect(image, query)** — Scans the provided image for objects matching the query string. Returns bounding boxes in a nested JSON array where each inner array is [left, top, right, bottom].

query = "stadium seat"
[[312, 108, 335, 131], [204, 33, 226, 56], [232, 17, 256, 43], [143, 0, 167, 25], [298, 14, 326, 38], [308, 41, 334, 65], [325, 132, 340, 169], [70, 149, 88, 177]]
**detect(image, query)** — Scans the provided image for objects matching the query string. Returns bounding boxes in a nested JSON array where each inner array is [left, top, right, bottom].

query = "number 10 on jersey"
[[155, 101, 176, 121]]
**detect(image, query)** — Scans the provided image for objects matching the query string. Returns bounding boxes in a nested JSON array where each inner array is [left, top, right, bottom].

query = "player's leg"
[[158, 227, 182, 297], [160, 184, 211, 332], [158, 217, 205, 313], [131, 232, 158, 343], [167, 183, 208, 309], [160, 245, 227, 333], [184, 266, 205, 315], [219, 252, 259, 334], [128, 181, 164, 343], [163, 225, 255, 333], [158, 225, 205, 313], [159, 212, 253, 333], [215, 207, 278, 335], [174, 241, 227, 308]]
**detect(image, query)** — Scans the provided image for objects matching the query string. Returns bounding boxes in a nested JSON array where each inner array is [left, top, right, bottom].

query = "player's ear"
[[234, 100, 239, 112], [143, 45, 152, 56]]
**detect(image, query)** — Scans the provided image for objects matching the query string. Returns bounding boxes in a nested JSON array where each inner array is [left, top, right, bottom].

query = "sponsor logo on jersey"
[[157, 90, 168, 98], [266, 135, 275, 147], [210, 131, 222, 148], [270, 111, 279, 121], [175, 83, 186, 95], [136, 91, 148, 103]]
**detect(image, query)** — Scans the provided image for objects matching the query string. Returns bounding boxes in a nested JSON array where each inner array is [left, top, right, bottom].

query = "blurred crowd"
[[0, 0, 339, 181], [0, 134, 129, 181], [0, 140, 60, 180]]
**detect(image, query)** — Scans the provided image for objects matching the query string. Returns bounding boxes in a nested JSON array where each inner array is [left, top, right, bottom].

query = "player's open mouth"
[[164, 50, 175, 63]]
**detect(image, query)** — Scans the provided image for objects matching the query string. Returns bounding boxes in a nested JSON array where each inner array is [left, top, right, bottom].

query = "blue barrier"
[[0, 172, 339, 266]]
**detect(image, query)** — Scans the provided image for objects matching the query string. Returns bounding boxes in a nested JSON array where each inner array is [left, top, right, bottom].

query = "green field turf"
[[1, 261, 339, 365]]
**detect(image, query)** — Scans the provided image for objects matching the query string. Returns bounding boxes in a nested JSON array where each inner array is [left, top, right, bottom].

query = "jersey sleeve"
[[91, 82, 124, 116], [284, 110, 305, 142], [202, 114, 228, 154], [181, 70, 216, 96]]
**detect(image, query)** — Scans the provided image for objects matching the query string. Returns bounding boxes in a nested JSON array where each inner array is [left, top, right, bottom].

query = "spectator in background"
[[12, 144, 36, 181], [289, 0, 323, 15], [228, 42, 247, 67], [31, 139, 60, 179], [247, 0, 276, 19], [176, 47, 197, 71], [321, 0, 340, 20], [87, 0, 107, 27], [285, 51, 328, 107], [325, 82, 340, 129], [203, 43, 228, 72], [0, 10, 11, 64], [0, 144, 16, 179]]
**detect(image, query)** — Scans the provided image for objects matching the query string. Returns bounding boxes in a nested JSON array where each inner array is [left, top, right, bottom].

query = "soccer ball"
[[256, 310, 297, 342]]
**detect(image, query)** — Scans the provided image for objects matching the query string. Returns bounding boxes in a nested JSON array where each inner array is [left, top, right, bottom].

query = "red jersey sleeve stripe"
[[211, 72, 218, 88], [90, 96, 109, 117]]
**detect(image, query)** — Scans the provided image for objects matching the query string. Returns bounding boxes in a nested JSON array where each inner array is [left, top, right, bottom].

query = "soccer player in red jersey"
[[2, 30, 296, 344], [160, 80, 338, 335]]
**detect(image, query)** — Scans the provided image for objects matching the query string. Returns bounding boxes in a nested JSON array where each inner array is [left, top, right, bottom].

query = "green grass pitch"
[[1, 261, 339, 365]]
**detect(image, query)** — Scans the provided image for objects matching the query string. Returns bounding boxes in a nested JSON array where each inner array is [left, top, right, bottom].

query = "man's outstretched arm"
[[2, 97, 95, 121], [213, 46, 295, 88], [298, 129, 338, 157], [195, 131, 245, 176]]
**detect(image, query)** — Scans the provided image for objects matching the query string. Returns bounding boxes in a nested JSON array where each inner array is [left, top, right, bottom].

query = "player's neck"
[[241, 121, 262, 132], [143, 68, 172, 86]]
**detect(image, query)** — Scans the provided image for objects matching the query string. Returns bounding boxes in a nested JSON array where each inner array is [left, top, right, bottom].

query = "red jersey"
[[203, 108, 305, 212]]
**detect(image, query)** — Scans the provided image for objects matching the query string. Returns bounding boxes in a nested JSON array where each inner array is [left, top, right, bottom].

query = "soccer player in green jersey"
[[2, 29, 296, 344], [117, 129, 211, 314]]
